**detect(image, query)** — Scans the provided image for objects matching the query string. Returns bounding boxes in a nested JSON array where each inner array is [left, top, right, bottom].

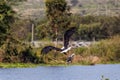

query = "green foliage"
[[45, 0, 71, 40], [45, 0, 67, 14], [76, 15, 120, 40], [39, 50, 66, 64], [75, 47, 87, 55], [0, 0, 120, 65], [11, 19, 32, 41], [0, 1, 15, 26], [1, 36, 24, 63], [35, 18, 53, 40], [20, 46, 40, 63], [78, 22, 101, 40], [76, 35, 120, 63], [0, 0, 15, 46], [35, 15, 120, 41], [0, 63, 38, 68], [0, 35, 40, 63]]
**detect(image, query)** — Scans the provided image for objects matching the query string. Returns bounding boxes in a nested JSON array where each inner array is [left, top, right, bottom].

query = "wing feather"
[[63, 27, 76, 49], [41, 46, 62, 54]]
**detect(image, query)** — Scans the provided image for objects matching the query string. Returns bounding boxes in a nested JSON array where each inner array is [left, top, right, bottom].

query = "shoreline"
[[0, 62, 120, 68]]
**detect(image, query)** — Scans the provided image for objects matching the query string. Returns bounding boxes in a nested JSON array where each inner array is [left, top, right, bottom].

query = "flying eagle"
[[41, 27, 76, 55]]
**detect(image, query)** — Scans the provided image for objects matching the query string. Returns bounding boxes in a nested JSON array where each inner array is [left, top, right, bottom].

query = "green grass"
[[0, 61, 120, 68], [0, 63, 38, 68], [0, 62, 68, 68]]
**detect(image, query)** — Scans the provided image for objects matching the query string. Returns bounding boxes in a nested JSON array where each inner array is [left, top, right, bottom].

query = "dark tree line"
[[76, 15, 120, 41], [35, 15, 120, 41]]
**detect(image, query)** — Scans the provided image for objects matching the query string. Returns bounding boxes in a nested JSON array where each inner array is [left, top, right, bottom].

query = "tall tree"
[[0, 0, 15, 46], [45, 0, 71, 45]]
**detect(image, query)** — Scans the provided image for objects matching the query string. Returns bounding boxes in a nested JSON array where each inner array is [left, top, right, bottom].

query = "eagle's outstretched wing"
[[41, 46, 62, 54], [41, 27, 76, 55], [63, 27, 76, 49]]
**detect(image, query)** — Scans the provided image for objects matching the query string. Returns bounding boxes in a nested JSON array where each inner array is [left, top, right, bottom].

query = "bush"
[[74, 47, 87, 55], [20, 46, 40, 63], [0, 36, 40, 63], [76, 35, 120, 63]]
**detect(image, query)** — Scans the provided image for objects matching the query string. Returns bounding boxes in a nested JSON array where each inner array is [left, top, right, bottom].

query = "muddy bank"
[[72, 55, 101, 65]]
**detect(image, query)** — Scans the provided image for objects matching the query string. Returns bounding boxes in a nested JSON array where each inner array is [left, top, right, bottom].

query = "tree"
[[0, 0, 15, 46], [45, 0, 71, 44]]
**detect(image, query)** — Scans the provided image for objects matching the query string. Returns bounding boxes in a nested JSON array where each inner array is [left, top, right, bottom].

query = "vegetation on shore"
[[74, 35, 120, 64], [0, 63, 38, 68], [0, 0, 120, 67]]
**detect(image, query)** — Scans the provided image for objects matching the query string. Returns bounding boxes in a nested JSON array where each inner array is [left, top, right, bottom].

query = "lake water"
[[0, 64, 120, 80]]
